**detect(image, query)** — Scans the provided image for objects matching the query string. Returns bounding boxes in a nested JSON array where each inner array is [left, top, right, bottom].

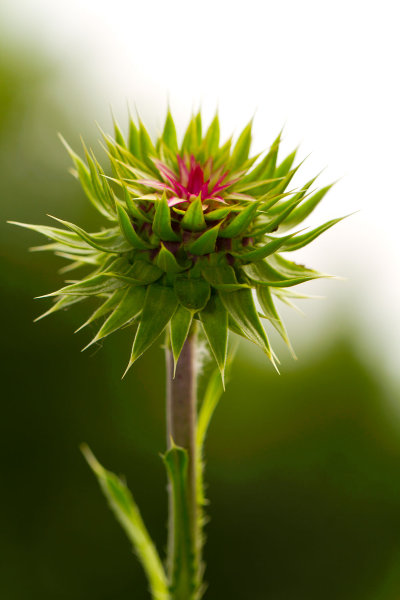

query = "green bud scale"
[[13, 111, 342, 379]]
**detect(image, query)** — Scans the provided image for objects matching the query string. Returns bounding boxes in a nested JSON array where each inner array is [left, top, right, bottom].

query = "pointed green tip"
[[220, 368, 226, 391], [122, 358, 135, 379], [80, 443, 103, 475], [81, 337, 100, 352]]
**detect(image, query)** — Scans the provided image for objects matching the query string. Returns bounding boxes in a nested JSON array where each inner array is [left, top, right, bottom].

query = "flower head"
[[13, 111, 343, 379]]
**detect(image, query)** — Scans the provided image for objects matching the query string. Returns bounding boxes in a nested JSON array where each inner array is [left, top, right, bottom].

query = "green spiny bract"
[[13, 110, 342, 379]]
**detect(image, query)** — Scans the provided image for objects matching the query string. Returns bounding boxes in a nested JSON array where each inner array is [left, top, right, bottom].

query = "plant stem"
[[165, 323, 199, 599]]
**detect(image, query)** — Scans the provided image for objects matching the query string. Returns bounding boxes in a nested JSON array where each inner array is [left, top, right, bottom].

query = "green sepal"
[[213, 137, 232, 168], [162, 109, 178, 153], [256, 285, 296, 358], [34, 294, 85, 322], [109, 258, 163, 285], [40, 273, 125, 297], [274, 148, 297, 179], [112, 117, 127, 148], [252, 195, 303, 235], [219, 288, 274, 362], [181, 114, 200, 155], [128, 115, 141, 158], [187, 223, 221, 255], [59, 135, 113, 219], [174, 277, 211, 312], [162, 445, 198, 598], [280, 216, 346, 251], [83, 286, 146, 349], [242, 131, 281, 184], [181, 197, 206, 232], [83, 144, 116, 220], [202, 264, 250, 291], [9, 221, 88, 250], [116, 203, 153, 249], [229, 119, 253, 171], [170, 306, 193, 372], [123, 187, 152, 223], [219, 201, 260, 238], [280, 183, 335, 231], [49, 216, 131, 253], [75, 288, 126, 332], [204, 207, 232, 221], [153, 193, 180, 242], [199, 294, 228, 383], [125, 284, 178, 371], [81, 446, 169, 600], [203, 113, 220, 156], [156, 244, 188, 274], [233, 233, 294, 262], [242, 259, 322, 287], [139, 120, 158, 175]]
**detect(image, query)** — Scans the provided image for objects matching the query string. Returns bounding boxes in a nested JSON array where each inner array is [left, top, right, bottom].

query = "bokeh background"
[[1, 1, 400, 599]]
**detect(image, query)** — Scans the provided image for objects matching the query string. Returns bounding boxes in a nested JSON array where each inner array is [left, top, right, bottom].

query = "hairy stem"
[[165, 323, 199, 599]]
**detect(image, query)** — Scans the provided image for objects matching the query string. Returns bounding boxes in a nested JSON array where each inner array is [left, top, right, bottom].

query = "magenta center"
[[154, 155, 231, 208]]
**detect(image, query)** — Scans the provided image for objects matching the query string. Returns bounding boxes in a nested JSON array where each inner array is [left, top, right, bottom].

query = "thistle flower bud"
[[13, 111, 343, 379]]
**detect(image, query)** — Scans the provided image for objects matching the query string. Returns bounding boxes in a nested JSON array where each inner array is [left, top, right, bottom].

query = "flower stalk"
[[165, 323, 200, 599]]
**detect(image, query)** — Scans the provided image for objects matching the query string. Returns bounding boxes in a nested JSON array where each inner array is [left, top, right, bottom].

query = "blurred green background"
[[1, 34, 400, 600]]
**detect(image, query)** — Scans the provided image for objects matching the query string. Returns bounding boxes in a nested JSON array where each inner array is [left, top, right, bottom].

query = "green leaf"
[[219, 201, 260, 238], [156, 244, 188, 274], [153, 193, 180, 242], [162, 445, 198, 598], [280, 216, 345, 251], [186, 223, 221, 255], [219, 288, 273, 361], [203, 113, 220, 156], [126, 284, 178, 371], [199, 295, 228, 382], [116, 203, 153, 249], [229, 120, 253, 171], [196, 368, 224, 506], [181, 197, 206, 232], [84, 286, 146, 349], [162, 109, 178, 153], [82, 446, 169, 600], [279, 183, 334, 231], [170, 306, 193, 372], [174, 277, 210, 312], [256, 285, 295, 357]]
